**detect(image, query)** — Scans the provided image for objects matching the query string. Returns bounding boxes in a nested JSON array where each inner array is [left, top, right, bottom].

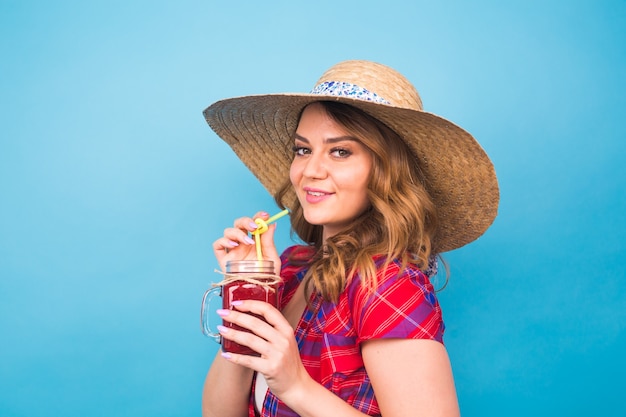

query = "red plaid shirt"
[[250, 245, 444, 417]]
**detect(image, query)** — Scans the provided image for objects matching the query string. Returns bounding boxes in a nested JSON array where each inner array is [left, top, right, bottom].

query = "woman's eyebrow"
[[293, 133, 310, 143], [294, 133, 358, 144]]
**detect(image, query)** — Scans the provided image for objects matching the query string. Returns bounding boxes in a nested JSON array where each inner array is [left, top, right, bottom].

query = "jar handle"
[[200, 287, 222, 343]]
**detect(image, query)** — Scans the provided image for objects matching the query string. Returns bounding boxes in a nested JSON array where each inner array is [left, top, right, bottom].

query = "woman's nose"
[[302, 153, 327, 179]]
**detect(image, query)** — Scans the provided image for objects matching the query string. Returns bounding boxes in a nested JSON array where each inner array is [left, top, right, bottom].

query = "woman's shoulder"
[[347, 256, 444, 342], [350, 255, 436, 296]]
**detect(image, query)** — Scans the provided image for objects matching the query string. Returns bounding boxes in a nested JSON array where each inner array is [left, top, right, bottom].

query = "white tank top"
[[254, 373, 269, 413]]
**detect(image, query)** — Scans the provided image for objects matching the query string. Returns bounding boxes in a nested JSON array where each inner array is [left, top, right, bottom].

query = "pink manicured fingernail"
[[217, 325, 229, 334], [216, 309, 230, 317], [244, 236, 255, 245], [221, 351, 232, 359], [249, 221, 258, 229], [230, 300, 243, 306]]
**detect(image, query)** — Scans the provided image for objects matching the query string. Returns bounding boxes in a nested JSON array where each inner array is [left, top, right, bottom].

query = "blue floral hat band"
[[310, 81, 391, 105]]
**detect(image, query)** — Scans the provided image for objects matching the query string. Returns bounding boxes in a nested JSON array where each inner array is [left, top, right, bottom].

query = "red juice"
[[221, 280, 279, 356]]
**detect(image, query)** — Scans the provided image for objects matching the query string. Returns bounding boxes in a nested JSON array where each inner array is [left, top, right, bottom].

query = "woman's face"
[[290, 103, 373, 240]]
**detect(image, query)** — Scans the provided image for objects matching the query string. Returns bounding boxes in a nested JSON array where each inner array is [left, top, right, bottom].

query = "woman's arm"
[[202, 352, 254, 417], [274, 338, 460, 417], [362, 338, 460, 417], [202, 211, 282, 417]]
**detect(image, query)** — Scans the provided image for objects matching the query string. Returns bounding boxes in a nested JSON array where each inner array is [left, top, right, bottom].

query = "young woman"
[[201, 60, 499, 417]]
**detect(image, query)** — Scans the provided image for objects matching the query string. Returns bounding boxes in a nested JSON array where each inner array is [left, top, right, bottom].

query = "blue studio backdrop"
[[1, 1, 624, 416]]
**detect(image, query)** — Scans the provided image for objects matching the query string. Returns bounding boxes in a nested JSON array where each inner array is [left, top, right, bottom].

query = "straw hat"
[[203, 60, 499, 252]]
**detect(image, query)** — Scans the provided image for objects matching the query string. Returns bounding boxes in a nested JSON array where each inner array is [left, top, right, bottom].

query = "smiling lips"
[[304, 187, 333, 204]]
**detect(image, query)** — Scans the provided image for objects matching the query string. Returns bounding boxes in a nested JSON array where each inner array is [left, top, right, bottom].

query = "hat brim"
[[204, 93, 499, 253]]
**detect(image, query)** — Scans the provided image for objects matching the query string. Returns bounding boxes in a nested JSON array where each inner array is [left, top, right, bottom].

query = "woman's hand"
[[212, 211, 282, 275], [216, 300, 310, 403]]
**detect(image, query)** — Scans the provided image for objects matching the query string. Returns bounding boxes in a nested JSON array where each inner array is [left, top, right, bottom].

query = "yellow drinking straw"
[[252, 209, 290, 260]]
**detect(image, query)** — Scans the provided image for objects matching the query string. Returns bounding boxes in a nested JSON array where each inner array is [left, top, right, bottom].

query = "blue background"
[[1, 1, 624, 416]]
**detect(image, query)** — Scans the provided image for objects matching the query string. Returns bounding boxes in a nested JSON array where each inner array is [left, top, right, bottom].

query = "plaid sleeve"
[[348, 260, 445, 344]]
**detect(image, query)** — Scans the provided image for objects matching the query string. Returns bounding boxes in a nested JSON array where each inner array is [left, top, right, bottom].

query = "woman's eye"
[[331, 148, 351, 158], [292, 145, 310, 156]]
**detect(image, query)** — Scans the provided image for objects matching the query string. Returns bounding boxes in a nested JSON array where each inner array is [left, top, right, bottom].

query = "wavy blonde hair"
[[275, 101, 438, 302]]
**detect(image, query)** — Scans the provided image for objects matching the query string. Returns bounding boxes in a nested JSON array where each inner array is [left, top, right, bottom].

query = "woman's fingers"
[[218, 300, 306, 399], [212, 213, 266, 266], [215, 212, 272, 253], [212, 233, 255, 270], [212, 237, 241, 254], [218, 323, 272, 357], [217, 301, 294, 372], [220, 301, 292, 340], [212, 211, 282, 275], [232, 211, 268, 233]]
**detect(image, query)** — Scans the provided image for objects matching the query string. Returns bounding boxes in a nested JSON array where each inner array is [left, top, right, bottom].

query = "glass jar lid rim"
[[226, 260, 275, 273]]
